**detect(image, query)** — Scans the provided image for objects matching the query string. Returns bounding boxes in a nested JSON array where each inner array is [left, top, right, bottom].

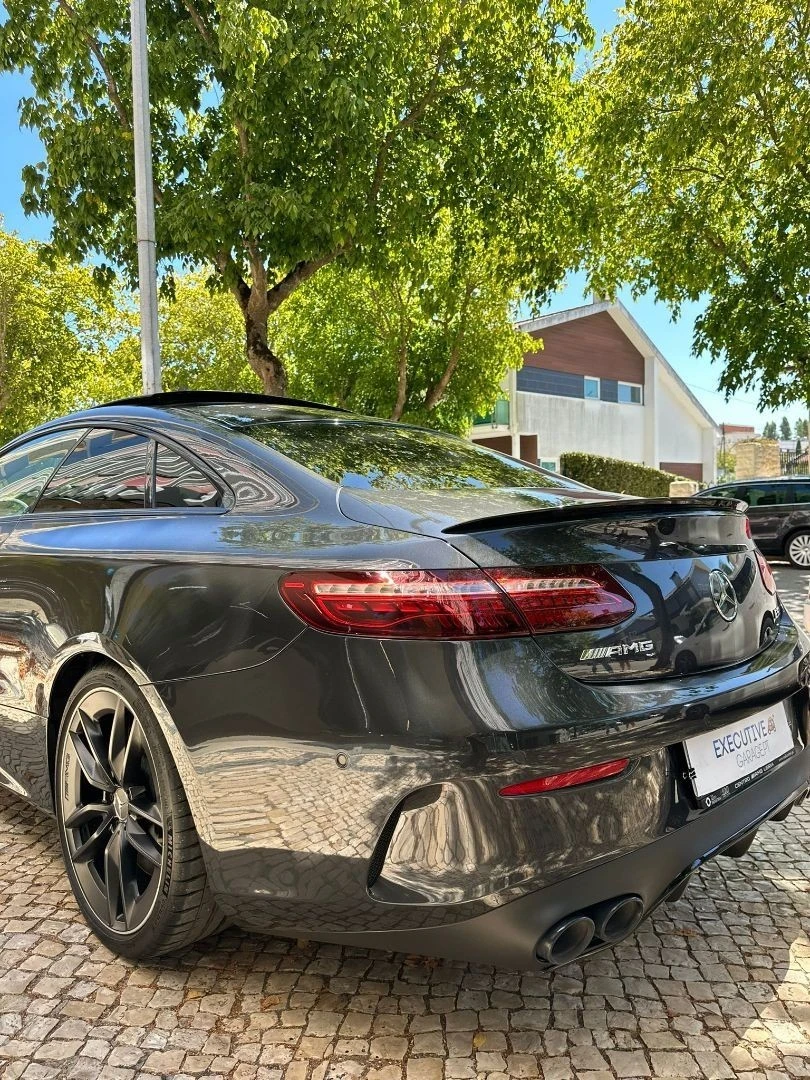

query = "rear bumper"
[[268, 743, 810, 970]]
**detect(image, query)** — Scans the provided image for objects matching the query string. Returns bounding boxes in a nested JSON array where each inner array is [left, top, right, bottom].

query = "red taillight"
[[489, 565, 635, 633], [279, 565, 635, 639], [279, 569, 524, 638], [499, 758, 630, 796], [756, 550, 777, 595], [745, 517, 753, 540]]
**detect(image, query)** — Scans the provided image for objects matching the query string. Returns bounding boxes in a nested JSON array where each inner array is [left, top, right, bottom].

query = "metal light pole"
[[130, 0, 162, 394]]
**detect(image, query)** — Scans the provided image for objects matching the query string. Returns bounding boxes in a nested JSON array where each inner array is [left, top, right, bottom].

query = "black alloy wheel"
[[55, 665, 225, 957], [59, 686, 164, 934]]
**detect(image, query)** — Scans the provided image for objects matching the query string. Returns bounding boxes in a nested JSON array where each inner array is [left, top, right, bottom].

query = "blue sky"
[[0, 0, 803, 433]]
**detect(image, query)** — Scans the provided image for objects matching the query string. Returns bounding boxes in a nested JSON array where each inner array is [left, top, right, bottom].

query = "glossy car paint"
[[0, 397, 807, 970]]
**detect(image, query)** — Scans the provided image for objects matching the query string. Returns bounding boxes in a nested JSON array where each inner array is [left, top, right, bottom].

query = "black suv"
[[702, 477, 810, 568]]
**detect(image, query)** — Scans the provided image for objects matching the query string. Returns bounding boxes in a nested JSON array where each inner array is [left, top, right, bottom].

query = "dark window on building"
[[516, 368, 584, 398], [153, 445, 222, 508], [0, 430, 83, 516], [34, 429, 150, 512], [600, 379, 619, 403]]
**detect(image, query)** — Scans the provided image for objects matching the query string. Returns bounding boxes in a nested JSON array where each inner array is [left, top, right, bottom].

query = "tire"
[[54, 663, 225, 958], [785, 530, 810, 569]]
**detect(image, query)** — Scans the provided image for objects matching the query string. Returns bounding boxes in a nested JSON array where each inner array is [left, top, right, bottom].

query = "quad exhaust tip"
[[536, 894, 645, 965], [592, 895, 645, 943], [536, 914, 595, 966]]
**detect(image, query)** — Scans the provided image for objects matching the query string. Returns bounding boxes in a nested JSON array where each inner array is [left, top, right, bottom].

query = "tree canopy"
[[0, 228, 119, 442], [94, 271, 255, 402], [272, 215, 528, 432], [1, 0, 591, 392], [585, 0, 810, 411]]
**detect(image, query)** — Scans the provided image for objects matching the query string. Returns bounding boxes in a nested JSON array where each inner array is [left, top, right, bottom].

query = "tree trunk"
[[243, 287, 287, 396]]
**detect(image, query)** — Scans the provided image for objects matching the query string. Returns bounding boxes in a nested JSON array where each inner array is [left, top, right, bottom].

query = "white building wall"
[[516, 392, 646, 466], [657, 378, 705, 465]]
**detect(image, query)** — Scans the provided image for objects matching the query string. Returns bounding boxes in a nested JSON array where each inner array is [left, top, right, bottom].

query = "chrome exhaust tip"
[[592, 894, 645, 943], [536, 914, 595, 966]]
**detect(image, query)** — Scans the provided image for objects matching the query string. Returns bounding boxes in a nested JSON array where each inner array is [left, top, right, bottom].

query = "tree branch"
[[56, 0, 131, 133], [424, 281, 474, 410], [181, 0, 216, 52], [389, 279, 410, 421], [368, 35, 458, 209], [266, 251, 342, 313]]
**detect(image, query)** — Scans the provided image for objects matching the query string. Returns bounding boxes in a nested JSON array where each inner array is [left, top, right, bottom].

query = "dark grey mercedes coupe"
[[0, 391, 806, 969]]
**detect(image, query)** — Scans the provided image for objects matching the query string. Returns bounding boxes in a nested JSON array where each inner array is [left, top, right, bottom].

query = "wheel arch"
[[44, 639, 207, 839]]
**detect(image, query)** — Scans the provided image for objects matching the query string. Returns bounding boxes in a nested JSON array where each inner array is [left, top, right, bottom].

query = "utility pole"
[[130, 0, 162, 394]]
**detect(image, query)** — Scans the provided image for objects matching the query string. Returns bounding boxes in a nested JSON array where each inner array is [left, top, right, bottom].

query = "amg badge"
[[580, 640, 656, 661]]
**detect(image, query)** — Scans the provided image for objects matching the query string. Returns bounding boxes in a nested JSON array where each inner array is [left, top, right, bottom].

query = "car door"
[[779, 481, 810, 541], [0, 427, 87, 801], [0, 423, 153, 717], [742, 484, 786, 552]]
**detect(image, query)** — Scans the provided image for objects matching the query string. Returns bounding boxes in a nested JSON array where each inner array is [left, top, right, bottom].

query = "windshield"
[[230, 419, 576, 492]]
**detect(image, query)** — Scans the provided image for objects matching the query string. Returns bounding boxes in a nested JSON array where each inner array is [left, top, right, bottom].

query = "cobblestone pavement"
[[0, 567, 807, 1080]]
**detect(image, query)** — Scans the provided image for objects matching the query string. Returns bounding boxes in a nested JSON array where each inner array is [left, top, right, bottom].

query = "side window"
[[792, 483, 810, 504], [707, 486, 744, 501], [153, 444, 222, 508], [0, 430, 84, 515], [747, 484, 788, 508], [34, 428, 150, 512]]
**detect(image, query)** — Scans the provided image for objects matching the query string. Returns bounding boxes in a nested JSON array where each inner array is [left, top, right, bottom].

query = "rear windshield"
[[237, 420, 572, 491]]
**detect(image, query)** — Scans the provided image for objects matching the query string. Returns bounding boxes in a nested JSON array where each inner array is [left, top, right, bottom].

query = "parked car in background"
[[0, 391, 807, 971], [700, 477, 810, 568]]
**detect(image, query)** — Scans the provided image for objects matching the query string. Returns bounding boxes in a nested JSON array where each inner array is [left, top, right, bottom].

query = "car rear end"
[[189, 414, 810, 969], [299, 488, 807, 967]]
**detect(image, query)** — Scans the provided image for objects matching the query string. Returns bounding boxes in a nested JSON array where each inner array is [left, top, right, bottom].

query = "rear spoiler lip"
[[441, 495, 747, 535]]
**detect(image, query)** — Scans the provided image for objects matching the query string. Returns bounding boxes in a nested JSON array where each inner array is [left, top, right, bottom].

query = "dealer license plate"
[[683, 701, 794, 805]]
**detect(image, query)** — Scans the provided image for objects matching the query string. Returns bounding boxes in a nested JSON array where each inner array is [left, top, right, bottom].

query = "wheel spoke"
[[64, 802, 112, 830], [73, 812, 114, 864], [124, 818, 162, 867], [70, 712, 115, 792], [108, 698, 128, 784], [103, 825, 124, 926], [129, 798, 162, 829], [120, 716, 147, 785]]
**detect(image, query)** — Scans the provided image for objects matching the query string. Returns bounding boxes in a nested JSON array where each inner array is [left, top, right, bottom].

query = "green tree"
[[92, 272, 255, 402], [1, 0, 590, 394], [762, 420, 778, 439], [271, 218, 528, 432], [780, 416, 793, 440], [796, 418, 808, 438], [0, 227, 120, 442], [585, 0, 810, 410], [716, 446, 735, 482]]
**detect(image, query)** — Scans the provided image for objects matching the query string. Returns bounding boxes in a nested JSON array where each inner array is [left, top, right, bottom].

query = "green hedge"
[[559, 451, 687, 497]]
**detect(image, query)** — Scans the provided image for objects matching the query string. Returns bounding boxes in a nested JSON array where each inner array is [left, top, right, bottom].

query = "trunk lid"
[[339, 488, 781, 681]]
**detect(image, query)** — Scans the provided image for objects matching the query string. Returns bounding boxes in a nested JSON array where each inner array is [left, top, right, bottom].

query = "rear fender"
[[44, 635, 208, 838]]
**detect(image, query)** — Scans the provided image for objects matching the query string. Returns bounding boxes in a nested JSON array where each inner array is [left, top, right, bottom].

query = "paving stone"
[[0, 645, 807, 1080]]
